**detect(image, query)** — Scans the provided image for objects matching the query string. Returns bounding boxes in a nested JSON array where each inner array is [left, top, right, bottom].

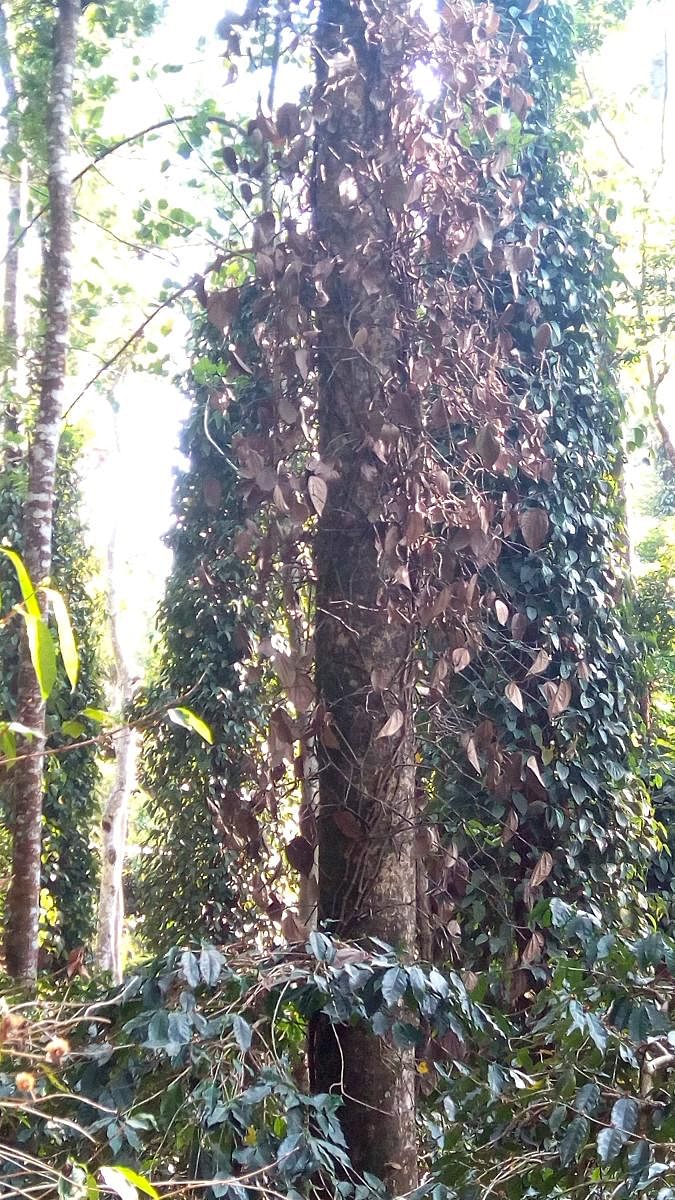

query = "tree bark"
[[95, 541, 135, 982], [309, 1, 418, 1190], [0, 0, 22, 458], [4, 0, 79, 983]]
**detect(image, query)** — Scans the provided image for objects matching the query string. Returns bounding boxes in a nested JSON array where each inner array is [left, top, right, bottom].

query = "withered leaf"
[[452, 647, 471, 673], [333, 809, 364, 839], [527, 648, 551, 676], [295, 347, 310, 380], [495, 599, 509, 626], [371, 666, 393, 692], [521, 931, 545, 964], [308, 474, 327, 516], [547, 678, 572, 719], [475, 205, 496, 251], [377, 708, 404, 738], [528, 850, 553, 889], [288, 673, 315, 714], [281, 910, 310, 944], [519, 506, 549, 551], [511, 611, 529, 639], [475, 425, 500, 468], [502, 808, 518, 844], [466, 737, 481, 774], [285, 835, 314, 877], [526, 755, 546, 788], [505, 681, 524, 712], [533, 322, 553, 353], [206, 287, 239, 332]]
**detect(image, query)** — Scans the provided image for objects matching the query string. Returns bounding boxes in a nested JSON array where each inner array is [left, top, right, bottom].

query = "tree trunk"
[[309, 1, 418, 1190], [95, 541, 135, 982], [0, 0, 22, 458], [4, 0, 79, 983]]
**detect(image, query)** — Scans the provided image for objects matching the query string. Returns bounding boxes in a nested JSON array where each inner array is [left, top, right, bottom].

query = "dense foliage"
[[136, 301, 279, 948], [424, 0, 653, 981], [5, 907, 675, 1200], [0, 431, 106, 955]]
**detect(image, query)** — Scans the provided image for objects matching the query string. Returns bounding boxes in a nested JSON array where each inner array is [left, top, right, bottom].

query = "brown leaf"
[[295, 347, 310, 380], [269, 707, 295, 767], [494, 599, 509, 626], [288, 673, 316, 714], [501, 808, 518, 844], [308, 474, 327, 516], [533, 322, 552, 353], [527, 649, 551, 676], [511, 611, 529, 639], [377, 708, 404, 739], [521, 931, 545, 964], [333, 809, 364, 839], [528, 850, 553, 889], [451, 647, 471, 672], [519, 506, 549, 551], [371, 666, 394, 692], [206, 287, 239, 332], [285, 835, 314, 877], [526, 755, 546, 788], [475, 206, 496, 251], [547, 678, 572, 719], [466, 737, 481, 774], [475, 425, 500, 468], [281, 910, 310, 944], [505, 681, 524, 712]]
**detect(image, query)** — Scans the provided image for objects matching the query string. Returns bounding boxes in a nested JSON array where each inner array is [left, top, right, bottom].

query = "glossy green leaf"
[[597, 1125, 627, 1164], [559, 1115, 589, 1167], [167, 705, 214, 744], [43, 586, 79, 690]]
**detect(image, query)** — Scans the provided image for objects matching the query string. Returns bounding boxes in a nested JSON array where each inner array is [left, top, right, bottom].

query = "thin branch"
[[60, 246, 252, 419], [660, 28, 669, 170], [581, 64, 636, 175], [1, 113, 243, 265]]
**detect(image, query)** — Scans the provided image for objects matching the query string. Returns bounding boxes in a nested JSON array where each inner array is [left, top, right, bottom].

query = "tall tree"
[[5, 0, 79, 981], [308, 1, 418, 1187], [0, 0, 22, 457]]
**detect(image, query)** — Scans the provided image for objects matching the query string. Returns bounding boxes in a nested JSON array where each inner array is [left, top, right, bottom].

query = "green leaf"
[[82, 707, 115, 725], [24, 610, 57, 701], [628, 1139, 650, 1176], [559, 1115, 589, 1167], [180, 950, 200, 988], [101, 1167, 159, 1200], [597, 1125, 627, 1164], [575, 1082, 600, 1114], [199, 943, 223, 985], [392, 1021, 421, 1049], [232, 1014, 252, 1052], [61, 719, 85, 738], [308, 930, 335, 963], [167, 706, 214, 744], [43, 586, 79, 690], [611, 1097, 639, 1135], [381, 966, 407, 1007], [0, 546, 40, 617]]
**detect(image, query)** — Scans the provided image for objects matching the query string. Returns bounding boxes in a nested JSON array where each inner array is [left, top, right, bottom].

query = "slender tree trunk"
[[309, 1, 418, 1189], [0, 0, 23, 459], [95, 542, 135, 982], [4, 0, 79, 983]]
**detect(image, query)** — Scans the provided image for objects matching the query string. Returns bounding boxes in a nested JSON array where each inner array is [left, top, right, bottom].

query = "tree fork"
[[310, 0, 418, 1189], [5, 0, 79, 982]]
